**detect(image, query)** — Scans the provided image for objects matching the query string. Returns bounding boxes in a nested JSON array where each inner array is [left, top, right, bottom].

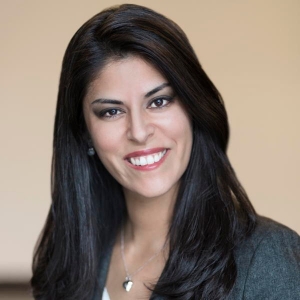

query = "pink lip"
[[124, 148, 170, 171], [124, 147, 167, 159]]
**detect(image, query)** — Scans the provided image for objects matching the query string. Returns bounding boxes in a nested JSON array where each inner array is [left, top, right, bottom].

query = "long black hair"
[[31, 4, 256, 299]]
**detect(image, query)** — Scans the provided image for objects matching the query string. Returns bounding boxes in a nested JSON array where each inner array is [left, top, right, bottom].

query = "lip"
[[124, 148, 170, 171], [124, 147, 167, 159]]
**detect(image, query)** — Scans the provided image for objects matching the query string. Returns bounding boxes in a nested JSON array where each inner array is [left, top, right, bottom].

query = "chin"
[[124, 182, 179, 201]]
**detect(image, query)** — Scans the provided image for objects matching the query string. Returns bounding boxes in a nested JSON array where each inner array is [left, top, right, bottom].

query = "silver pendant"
[[123, 279, 133, 292]]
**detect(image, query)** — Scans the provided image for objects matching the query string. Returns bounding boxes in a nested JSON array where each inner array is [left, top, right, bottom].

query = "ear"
[[87, 138, 94, 148], [81, 124, 93, 146], [83, 131, 95, 156]]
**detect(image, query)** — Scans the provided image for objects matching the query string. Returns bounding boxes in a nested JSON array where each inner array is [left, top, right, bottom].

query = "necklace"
[[120, 227, 166, 292]]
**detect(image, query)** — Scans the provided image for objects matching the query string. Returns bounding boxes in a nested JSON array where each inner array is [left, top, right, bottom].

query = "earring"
[[87, 147, 95, 156]]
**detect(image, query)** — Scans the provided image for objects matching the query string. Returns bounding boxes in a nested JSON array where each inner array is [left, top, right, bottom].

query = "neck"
[[122, 187, 178, 251]]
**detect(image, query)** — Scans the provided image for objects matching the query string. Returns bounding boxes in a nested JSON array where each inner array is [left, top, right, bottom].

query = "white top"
[[102, 287, 110, 300]]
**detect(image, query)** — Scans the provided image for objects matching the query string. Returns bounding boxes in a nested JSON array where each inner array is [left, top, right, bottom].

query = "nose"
[[126, 110, 154, 144]]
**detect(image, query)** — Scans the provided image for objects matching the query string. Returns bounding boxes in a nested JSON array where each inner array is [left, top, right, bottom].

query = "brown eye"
[[153, 99, 164, 107], [148, 98, 172, 109], [107, 109, 119, 116], [98, 108, 124, 119]]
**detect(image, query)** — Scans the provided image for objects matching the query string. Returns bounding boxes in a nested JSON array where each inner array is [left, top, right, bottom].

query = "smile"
[[128, 149, 167, 166]]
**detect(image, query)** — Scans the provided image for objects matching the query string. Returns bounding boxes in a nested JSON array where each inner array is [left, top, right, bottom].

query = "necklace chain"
[[120, 227, 166, 291]]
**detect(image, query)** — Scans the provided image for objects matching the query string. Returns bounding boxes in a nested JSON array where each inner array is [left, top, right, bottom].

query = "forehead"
[[85, 56, 168, 101]]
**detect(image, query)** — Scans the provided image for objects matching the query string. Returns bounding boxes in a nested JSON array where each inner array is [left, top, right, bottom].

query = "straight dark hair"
[[31, 4, 256, 299]]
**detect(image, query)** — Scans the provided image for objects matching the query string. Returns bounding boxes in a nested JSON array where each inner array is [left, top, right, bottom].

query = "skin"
[[83, 56, 193, 299]]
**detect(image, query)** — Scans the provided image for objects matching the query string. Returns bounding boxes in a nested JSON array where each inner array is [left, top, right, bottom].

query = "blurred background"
[[1, 0, 299, 299]]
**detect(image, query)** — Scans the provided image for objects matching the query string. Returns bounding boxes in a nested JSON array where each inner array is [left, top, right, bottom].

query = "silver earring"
[[87, 147, 95, 156]]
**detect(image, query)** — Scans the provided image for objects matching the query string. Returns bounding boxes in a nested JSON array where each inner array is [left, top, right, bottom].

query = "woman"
[[31, 4, 300, 300]]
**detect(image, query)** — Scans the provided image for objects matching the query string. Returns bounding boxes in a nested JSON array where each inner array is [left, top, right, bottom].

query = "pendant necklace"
[[120, 227, 166, 292]]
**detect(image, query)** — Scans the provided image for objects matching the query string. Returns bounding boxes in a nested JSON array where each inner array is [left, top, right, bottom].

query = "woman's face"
[[83, 56, 193, 200]]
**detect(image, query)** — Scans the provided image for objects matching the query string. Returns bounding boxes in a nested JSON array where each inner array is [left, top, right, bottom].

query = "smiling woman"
[[84, 57, 192, 200], [31, 4, 300, 300]]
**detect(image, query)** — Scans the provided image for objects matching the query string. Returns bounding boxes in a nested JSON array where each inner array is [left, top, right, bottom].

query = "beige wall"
[[1, 0, 299, 281]]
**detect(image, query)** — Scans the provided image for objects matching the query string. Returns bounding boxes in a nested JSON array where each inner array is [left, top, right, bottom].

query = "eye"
[[98, 108, 123, 119], [148, 97, 173, 109]]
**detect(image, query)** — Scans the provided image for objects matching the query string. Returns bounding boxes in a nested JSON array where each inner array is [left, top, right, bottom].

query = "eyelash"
[[98, 108, 124, 119], [148, 96, 174, 109], [97, 96, 174, 119]]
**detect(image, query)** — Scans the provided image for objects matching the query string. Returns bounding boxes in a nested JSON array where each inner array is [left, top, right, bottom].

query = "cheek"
[[90, 123, 123, 159], [166, 111, 193, 147]]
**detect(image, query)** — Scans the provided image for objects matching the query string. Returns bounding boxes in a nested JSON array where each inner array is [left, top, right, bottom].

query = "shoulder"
[[238, 216, 300, 258], [230, 216, 300, 299]]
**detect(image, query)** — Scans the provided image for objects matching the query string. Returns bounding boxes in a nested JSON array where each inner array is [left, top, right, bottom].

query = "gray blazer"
[[93, 217, 300, 299]]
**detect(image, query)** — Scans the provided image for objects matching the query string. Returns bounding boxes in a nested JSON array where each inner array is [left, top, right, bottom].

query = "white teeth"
[[128, 149, 167, 166], [147, 155, 154, 164], [140, 157, 147, 166]]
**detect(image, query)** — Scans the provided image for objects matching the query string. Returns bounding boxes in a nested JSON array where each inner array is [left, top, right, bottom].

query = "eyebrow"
[[91, 98, 123, 105], [91, 82, 170, 105], [144, 82, 170, 98]]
